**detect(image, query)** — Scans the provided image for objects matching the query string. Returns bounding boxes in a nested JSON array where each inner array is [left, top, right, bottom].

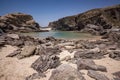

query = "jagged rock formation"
[[49, 4, 120, 35], [0, 13, 41, 33]]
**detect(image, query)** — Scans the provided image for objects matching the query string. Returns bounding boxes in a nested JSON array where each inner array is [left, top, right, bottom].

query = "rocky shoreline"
[[49, 4, 120, 36], [0, 32, 120, 80], [0, 13, 50, 34], [0, 4, 120, 80]]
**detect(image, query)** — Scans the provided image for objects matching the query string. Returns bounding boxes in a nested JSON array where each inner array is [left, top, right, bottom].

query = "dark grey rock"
[[81, 41, 96, 49], [77, 59, 107, 72], [87, 70, 109, 80], [35, 45, 61, 56], [31, 55, 60, 73], [45, 47, 62, 56], [45, 36, 56, 41], [109, 50, 120, 60], [74, 49, 105, 59]]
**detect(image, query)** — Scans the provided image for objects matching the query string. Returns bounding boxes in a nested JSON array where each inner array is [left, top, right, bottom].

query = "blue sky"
[[0, 0, 120, 27]]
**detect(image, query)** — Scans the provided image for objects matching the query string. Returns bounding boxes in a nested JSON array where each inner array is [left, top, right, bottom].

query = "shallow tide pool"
[[22, 31, 100, 40]]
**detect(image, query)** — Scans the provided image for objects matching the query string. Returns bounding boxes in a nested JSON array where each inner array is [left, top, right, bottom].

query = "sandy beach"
[[0, 45, 120, 80], [0, 45, 39, 80]]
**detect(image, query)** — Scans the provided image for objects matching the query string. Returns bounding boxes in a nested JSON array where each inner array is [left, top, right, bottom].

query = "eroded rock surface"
[[87, 70, 109, 80], [31, 55, 60, 73], [77, 59, 107, 72], [49, 64, 85, 80]]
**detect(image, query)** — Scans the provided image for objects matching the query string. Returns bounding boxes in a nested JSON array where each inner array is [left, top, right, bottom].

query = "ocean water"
[[22, 31, 98, 40]]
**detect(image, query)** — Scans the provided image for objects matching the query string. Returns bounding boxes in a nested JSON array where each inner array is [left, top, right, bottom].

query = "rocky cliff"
[[49, 4, 120, 35], [0, 13, 41, 33]]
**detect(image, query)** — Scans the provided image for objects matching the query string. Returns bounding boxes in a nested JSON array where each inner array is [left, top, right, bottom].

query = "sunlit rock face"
[[49, 4, 120, 35], [0, 12, 41, 33]]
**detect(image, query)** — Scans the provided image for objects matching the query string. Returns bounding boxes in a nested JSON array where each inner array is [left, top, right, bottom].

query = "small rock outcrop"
[[0, 13, 41, 33]]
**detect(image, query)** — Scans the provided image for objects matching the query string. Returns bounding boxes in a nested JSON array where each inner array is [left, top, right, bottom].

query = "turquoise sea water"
[[22, 31, 98, 40]]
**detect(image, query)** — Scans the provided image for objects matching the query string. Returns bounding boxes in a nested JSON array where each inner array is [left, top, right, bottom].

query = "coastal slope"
[[49, 4, 120, 35]]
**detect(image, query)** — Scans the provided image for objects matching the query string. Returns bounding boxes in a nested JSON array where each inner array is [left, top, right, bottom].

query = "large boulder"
[[0, 13, 41, 33], [31, 55, 60, 73], [35, 45, 62, 56], [49, 64, 85, 80], [18, 46, 36, 59]]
